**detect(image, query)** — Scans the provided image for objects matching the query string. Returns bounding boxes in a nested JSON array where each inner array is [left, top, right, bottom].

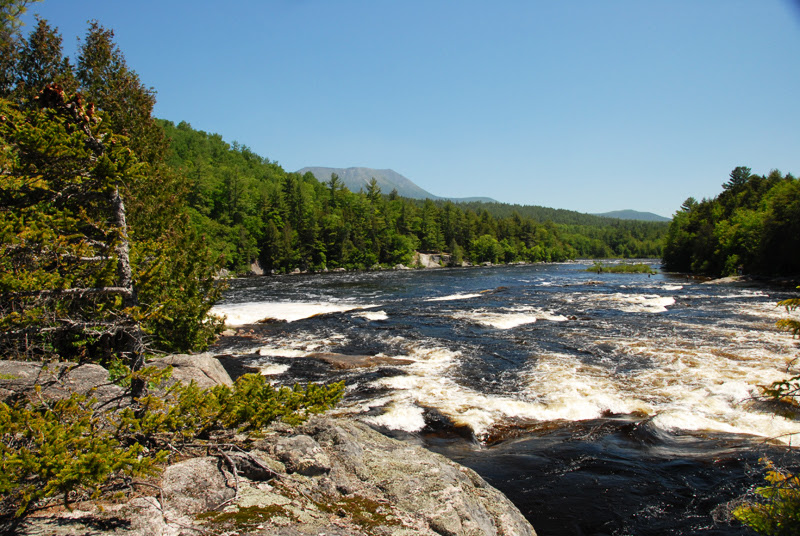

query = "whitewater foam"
[[452, 307, 568, 330], [589, 293, 675, 313], [426, 293, 482, 302], [353, 310, 389, 321], [521, 312, 800, 444], [211, 300, 374, 326], [258, 363, 291, 376]]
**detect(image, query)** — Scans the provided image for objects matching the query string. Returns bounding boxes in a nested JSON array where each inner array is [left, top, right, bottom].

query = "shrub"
[[0, 393, 161, 517], [733, 460, 800, 536], [0, 369, 344, 517], [586, 262, 657, 274]]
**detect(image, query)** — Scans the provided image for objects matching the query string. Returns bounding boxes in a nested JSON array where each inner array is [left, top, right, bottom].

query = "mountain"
[[297, 167, 496, 203], [593, 209, 670, 222]]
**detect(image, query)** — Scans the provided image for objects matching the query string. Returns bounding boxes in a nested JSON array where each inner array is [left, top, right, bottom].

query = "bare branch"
[[3, 286, 133, 299]]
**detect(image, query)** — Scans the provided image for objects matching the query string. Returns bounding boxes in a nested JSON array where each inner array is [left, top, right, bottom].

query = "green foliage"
[[215, 374, 344, 429], [586, 262, 656, 274], [0, 21, 224, 360], [123, 373, 344, 444], [161, 120, 665, 274], [0, 0, 42, 38], [0, 368, 344, 517], [776, 296, 800, 339], [0, 90, 138, 362], [733, 460, 800, 536], [0, 393, 160, 517], [470, 234, 504, 264], [74, 21, 165, 164], [663, 167, 800, 277], [11, 19, 76, 103]]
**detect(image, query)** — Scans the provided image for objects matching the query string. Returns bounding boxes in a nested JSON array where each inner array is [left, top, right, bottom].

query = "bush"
[[0, 369, 344, 517], [0, 393, 161, 517], [586, 262, 656, 274], [733, 460, 800, 536], [121, 372, 345, 444]]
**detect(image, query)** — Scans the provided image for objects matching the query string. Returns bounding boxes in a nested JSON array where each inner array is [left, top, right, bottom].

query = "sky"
[[20, 0, 800, 218]]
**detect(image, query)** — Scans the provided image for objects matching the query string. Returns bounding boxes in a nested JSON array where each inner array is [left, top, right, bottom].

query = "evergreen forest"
[[662, 166, 800, 277], [162, 119, 667, 275]]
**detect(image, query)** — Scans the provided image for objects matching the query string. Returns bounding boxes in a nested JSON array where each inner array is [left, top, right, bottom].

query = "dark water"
[[211, 262, 800, 535]]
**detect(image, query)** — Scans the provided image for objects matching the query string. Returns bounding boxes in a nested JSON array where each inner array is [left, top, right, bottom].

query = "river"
[[210, 261, 800, 535]]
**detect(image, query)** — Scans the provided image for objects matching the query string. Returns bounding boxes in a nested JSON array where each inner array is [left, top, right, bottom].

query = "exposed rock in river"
[[306, 352, 415, 370]]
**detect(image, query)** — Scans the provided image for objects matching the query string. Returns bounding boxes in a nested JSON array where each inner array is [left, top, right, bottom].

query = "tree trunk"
[[112, 186, 145, 400]]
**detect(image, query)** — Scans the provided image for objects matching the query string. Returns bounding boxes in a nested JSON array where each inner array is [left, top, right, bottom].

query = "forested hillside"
[[662, 166, 800, 276], [161, 120, 667, 274]]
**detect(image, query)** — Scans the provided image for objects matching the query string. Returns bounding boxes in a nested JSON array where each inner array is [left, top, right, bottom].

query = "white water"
[[353, 299, 800, 443], [216, 267, 800, 445], [353, 310, 389, 321], [211, 300, 375, 326], [426, 293, 483, 302], [452, 306, 568, 330]]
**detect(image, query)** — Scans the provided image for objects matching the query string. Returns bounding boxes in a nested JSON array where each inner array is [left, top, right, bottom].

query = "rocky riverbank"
[[0, 356, 536, 536]]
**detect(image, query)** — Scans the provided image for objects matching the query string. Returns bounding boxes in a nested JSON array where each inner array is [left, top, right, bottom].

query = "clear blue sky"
[[21, 0, 800, 217]]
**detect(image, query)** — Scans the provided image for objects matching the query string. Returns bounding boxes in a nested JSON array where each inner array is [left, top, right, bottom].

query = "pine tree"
[[0, 85, 144, 374]]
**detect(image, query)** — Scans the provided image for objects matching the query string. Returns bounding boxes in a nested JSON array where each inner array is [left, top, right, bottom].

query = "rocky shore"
[[0, 356, 536, 536]]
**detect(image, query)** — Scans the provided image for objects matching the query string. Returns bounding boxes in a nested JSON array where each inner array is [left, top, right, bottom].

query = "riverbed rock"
[[0, 354, 233, 406], [307, 352, 414, 369], [414, 252, 446, 268], [161, 456, 236, 514], [274, 434, 332, 476], [302, 417, 536, 536]]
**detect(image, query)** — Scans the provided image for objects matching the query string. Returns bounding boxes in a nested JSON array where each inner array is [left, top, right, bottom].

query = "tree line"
[[662, 166, 800, 277], [161, 119, 667, 275]]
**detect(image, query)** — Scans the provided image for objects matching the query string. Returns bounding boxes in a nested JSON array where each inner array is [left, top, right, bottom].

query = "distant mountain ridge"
[[297, 166, 495, 203], [593, 209, 670, 222]]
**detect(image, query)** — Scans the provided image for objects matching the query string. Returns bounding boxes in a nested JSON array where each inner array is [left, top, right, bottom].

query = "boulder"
[[3, 407, 536, 535], [414, 252, 444, 269], [0, 353, 235, 406], [0, 360, 124, 406], [2, 352, 536, 535], [147, 353, 233, 389], [304, 417, 535, 536]]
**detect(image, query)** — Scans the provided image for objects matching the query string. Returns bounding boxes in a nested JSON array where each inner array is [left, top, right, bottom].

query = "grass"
[[586, 262, 657, 274]]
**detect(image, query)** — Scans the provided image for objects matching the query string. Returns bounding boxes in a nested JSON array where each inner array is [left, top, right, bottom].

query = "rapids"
[[211, 261, 800, 535]]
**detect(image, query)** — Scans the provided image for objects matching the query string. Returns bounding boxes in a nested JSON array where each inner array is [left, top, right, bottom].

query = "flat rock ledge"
[[12, 417, 535, 536], [2, 357, 536, 536]]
